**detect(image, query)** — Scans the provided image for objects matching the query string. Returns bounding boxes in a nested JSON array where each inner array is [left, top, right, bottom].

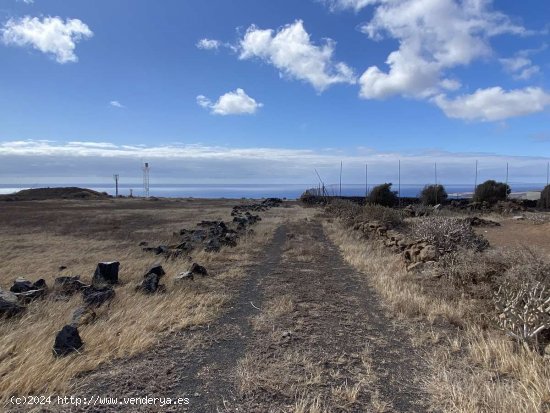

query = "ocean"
[[0, 183, 545, 199]]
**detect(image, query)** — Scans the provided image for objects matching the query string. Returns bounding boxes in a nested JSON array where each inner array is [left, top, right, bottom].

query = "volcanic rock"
[[92, 262, 120, 286], [53, 325, 83, 357], [82, 286, 115, 307]]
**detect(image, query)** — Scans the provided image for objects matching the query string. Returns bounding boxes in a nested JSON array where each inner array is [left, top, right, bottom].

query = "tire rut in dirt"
[[229, 220, 429, 412], [172, 224, 288, 412]]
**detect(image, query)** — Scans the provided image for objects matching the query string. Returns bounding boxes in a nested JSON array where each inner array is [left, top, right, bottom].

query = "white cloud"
[[322, 0, 378, 12], [18, 0, 34, 4], [197, 88, 263, 115], [500, 55, 541, 80], [433, 87, 550, 122], [1, 16, 93, 63], [109, 100, 125, 109], [0, 139, 548, 185], [239, 20, 355, 92], [357, 0, 528, 100], [196, 38, 221, 50]]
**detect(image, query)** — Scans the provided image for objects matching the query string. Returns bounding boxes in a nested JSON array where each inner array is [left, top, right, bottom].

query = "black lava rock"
[[82, 286, 115, 307], [92, 261, 120, 286], [53, 325, 83, 357]]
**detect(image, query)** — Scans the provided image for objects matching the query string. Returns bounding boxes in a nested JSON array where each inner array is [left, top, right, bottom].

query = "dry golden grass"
[[323, 219, 550, 413], [0, 198, 296, 403], [322, 220, 467, 323]]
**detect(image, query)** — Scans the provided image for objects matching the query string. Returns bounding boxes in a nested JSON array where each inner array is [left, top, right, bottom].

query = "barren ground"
[[59, 216, 430, 412], [476, 219, 550, 255], [3, 199, 548, 412]]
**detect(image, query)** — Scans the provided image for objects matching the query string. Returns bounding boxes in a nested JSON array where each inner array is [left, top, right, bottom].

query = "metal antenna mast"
[[365, 163, 368, 198], [505, 162, 509, 199], [113, 174, 119, 197], [314, 169, 327, 197], [142, 162, 150, 198], [474, 160, 478, 195], [398, 160, 401, 206], [339, 161, 343, 197], [434, 162, 438, 204]]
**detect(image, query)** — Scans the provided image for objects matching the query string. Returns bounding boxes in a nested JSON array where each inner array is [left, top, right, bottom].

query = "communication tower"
[[142, 162, 150, 198]]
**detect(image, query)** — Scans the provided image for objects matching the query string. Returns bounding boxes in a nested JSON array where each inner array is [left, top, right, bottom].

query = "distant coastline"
[[0, 183, 546, 200]]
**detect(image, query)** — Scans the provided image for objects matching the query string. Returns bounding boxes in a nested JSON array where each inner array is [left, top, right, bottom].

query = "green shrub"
[[538, 185, 550, 209], [473, 180, 510, 204], [368, 183, 398, 207], [420, 184, 448, 205]]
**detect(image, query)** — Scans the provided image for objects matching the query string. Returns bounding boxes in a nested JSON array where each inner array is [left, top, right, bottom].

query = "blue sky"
[[0, 0, 549, 186]]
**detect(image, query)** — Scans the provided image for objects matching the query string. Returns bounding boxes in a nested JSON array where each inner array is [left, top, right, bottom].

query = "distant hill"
[[0, 187, 111, 201]]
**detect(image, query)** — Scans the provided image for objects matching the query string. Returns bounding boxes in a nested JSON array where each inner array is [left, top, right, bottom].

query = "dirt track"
[[59, 217, 429, 412]]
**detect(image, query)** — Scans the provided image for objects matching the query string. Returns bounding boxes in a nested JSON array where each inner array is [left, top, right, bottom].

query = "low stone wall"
[[351, 220, 437, 272]]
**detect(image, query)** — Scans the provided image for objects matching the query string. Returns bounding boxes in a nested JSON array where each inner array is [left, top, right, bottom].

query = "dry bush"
[[324, 199, 362, 225], [437, 249, 505, 294], [494, 280, 550, 349], [410, 216, 489, 253], [325, 199, 404, 228], [362, 204, 405, 228]]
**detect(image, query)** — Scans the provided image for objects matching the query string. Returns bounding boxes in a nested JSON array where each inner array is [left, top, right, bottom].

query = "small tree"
[[368, 183, 398, 207], [473, 180, 510, 204], [420, 184, 448, 205], [538, 185, 550, 209]]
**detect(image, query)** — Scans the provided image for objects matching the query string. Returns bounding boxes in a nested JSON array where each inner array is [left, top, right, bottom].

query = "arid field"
[[1, 196, 549, 412]]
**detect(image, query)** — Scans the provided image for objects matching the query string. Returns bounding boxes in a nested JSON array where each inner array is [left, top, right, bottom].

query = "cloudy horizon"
[[1, 140, 548, 188], [0, 0, 548, 190]]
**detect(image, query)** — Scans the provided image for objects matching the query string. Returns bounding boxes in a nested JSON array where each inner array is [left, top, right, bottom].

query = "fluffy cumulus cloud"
[[433, 87, 550, 121], [197, 88, 263, 115], [1, 16, 93, 63], [357, 0, 527, 100], [239, 20, 356, 92], [196, 38, 221, 50], [320, 0, 550, 121], [0, 139, 548, 186]]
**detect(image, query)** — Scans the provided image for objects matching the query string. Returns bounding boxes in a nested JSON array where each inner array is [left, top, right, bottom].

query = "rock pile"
[[353, 220, 438, 272], [464, 216, 501, 227], [54, 276, 88, 296], [0, 289, 23, 318], [143, 198, 282, 257], [10, 277, 48, 302], [175, 262, 208, 281], [136, 264, 166, 294]]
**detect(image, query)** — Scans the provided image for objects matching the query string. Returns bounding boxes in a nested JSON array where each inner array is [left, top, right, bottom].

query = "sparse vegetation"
[[419, 184, 448, 205], [0, 198, 290, 401], [368, 183, 398, 207], [363, 203, 405, 228], [324, 220, 550, 413], [473, 180, 511, 204], [325, 199, 404, 228], [410, 216, 489, 253]]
